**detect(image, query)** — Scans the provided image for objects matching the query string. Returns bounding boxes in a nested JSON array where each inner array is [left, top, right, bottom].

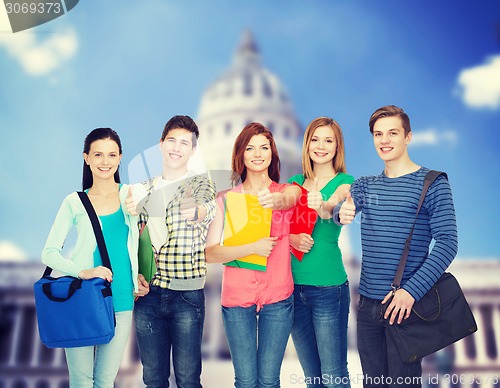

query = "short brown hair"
[[369, 105, 411, 136], [302, 117, 347, 179], [161, 115, 199, 147]]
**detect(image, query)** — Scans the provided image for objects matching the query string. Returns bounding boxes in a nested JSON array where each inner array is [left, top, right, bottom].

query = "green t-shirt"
[[288, 173, 354, 286]]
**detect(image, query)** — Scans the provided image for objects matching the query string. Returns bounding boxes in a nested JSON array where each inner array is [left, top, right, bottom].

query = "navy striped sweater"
[[337, 167, 458, 301]]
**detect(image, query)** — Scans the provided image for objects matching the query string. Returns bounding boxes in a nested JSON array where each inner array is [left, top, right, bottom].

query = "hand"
[[290, 233, 314, 253], [78, 266, 113, 282], [134, 274, 150, 300], [125, 184, 147, 216], [252, 237, 278, 257], [257, 175, 275, 208], [307, 177, 323, 212], [382, 288, 415, 325], [339, 191, 355, 224], [125, 185, 138, 216], [180, 185, 198, 220]]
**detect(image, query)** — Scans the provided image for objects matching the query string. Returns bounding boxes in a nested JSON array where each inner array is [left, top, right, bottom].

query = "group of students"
[[41, 104, 458, 388]]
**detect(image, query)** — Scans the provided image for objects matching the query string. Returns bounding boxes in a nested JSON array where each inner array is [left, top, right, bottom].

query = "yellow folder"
[[223, 192, 272, 271]]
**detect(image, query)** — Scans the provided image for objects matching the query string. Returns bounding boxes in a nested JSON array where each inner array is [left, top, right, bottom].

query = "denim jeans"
[[222, 294, 293, 388], [357, 295, 422, 388], [291, 282, 351, 388], [65, 310, 133, 388], [134, 286, 205, 388]]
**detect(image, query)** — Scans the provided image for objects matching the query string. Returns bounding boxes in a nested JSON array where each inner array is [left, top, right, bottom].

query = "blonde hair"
[[301, 117, 347, 179]]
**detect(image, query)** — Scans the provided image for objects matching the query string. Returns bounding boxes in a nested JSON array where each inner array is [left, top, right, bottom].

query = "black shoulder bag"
[[383, 170, 477, 363]]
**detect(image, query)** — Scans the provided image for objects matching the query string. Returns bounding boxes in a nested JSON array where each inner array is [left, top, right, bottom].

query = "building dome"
[[197, 30, 302, 180], [198, 31, 297, 121]]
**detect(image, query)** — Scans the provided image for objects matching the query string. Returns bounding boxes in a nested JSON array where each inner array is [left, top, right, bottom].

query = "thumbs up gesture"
[[307, 177, 323, 212], [125, 184, 148, 216], [339, 191, 356, 225], [257, 175, 274, 208], [125, 185, 138, 216], [180, 185, 198, 221]]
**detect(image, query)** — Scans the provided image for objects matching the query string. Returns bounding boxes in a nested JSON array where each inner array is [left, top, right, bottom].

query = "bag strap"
[[42, 192, 113, 277], [391, 170, 447, 289], [77, 191, 113, 272], [42, 277, 83, 301]]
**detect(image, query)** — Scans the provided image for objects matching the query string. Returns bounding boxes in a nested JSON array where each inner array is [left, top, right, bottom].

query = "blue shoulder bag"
[[34, 192, 115, 348]]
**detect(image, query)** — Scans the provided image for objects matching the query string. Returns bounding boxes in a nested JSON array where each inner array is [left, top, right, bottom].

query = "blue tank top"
[[93, 205, 134, 312]]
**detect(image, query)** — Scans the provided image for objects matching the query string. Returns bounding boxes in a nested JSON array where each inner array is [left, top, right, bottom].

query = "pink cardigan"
[[220, 182, 295, 310]]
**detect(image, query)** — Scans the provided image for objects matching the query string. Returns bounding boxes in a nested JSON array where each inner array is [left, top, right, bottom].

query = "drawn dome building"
[[197, 30, 302, 180]]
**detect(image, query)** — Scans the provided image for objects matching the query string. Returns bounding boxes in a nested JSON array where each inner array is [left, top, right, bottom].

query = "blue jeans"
[[65, 311, 133, 388], [291, 282, 351, 388], [222, 295, 294, 388], [134, 286, 205, 388], [357, 295, 422, 388]]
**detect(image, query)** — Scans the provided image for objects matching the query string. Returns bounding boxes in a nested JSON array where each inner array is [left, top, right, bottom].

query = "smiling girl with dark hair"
[[42, 127, 148, 387]]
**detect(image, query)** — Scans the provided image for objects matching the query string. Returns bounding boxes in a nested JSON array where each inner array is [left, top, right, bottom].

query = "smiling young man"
[[132, 115, 216, 388], [335, 105, 458, 387]]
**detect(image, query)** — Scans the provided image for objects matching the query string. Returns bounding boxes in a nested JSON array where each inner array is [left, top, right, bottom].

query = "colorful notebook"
[[223, 192, 272, 271], [289, 182, 318, 261]]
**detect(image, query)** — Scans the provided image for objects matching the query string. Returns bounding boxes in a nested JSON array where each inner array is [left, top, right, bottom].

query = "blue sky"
[[0, 0, 499, 260]]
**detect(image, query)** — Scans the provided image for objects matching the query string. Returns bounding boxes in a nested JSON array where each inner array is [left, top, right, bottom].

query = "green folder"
[[138, 223, 156, 282]]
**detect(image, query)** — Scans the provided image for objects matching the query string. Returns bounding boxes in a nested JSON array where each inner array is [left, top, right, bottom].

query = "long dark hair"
[[231, 122, 280, 186], [82, 128, 122, 190]]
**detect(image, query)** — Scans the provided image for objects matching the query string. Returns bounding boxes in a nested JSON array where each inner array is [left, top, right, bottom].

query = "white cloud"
[[0, 241, 28, 261], [0, 28, 77, 76], [410, 129, 458, 147], [456, 55, 500, 110]]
